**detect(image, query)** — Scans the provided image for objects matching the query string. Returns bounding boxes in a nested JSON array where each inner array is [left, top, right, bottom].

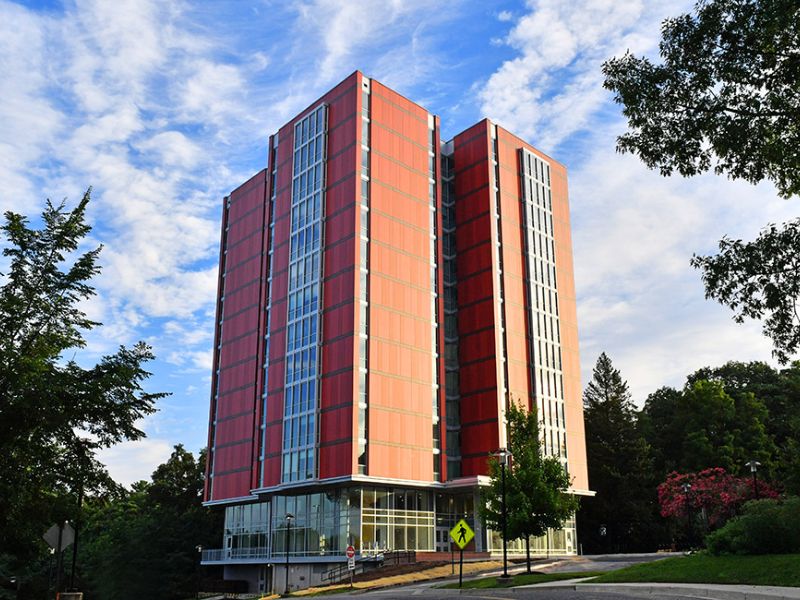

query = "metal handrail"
[[202, 547, 270, 562], [320, 550, 416, 584], [321, 558, 365, 584]]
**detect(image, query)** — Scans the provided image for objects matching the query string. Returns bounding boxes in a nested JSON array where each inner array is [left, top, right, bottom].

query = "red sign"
[[345, 545, 356, 559]]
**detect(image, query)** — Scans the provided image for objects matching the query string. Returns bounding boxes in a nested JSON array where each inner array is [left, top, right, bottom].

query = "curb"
[[566, 583, 800, 600]]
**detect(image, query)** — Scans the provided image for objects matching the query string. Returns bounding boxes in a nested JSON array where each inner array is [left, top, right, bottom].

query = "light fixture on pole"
[[746, 460, 761, 499], [495, 448, 512, 578], [284, 513, 295, 595], [681, 483, 693, 548]]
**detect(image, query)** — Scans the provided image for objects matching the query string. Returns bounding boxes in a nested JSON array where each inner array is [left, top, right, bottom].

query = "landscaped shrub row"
[[706, 497, 800, 555]]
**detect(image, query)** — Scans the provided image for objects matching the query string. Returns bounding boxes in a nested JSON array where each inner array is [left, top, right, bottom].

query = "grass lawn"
[[590, 554, 800, 588], [440, 571, 604, 589]]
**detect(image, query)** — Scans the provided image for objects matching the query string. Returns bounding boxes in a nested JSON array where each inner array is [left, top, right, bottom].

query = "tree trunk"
[[525, 536, 531, 573]]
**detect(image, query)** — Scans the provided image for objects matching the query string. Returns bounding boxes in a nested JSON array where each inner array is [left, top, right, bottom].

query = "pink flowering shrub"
[[658, 468, 780, 529]]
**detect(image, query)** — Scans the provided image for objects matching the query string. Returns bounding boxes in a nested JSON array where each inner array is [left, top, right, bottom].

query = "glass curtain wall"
[[487, 517, 576, 555], [270, 490, 358, 557], [361, 488, 435, 552], [224, 501, 270, 559], [282, 105, 328, 483]]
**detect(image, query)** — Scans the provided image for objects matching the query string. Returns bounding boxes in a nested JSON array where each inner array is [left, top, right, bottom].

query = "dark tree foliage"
[[604, 0, 800, 363], [691, 221, 800, 363], [638, 387, 684, 476], [603, 0, 800, 197], [79, 446, 223, 600], [0, 191, 164, 598], [641, 376, 776, 478], [481, 399, 578, 572], [686, 361, 800, 492], [578, 353, 664, 553]]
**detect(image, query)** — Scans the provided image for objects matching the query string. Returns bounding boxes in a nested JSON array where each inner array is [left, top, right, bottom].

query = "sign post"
[[448, 519, 474, 588], [346, 545, 356, 588], [44, 522, 75, 598]]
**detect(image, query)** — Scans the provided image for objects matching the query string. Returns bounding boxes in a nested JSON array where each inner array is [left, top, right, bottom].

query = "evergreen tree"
[[578, 353, 662, 552]]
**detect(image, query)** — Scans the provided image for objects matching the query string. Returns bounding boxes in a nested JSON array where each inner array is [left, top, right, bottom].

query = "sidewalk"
[[287, 559, 504, 596], [516, 579, 800, 600]]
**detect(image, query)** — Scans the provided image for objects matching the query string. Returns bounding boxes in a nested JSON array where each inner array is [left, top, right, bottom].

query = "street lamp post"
[[746, 460, 761, 499], [496, 448, 511, 578], [284, 513, 295, 595], [195, 545, 203, 600], [681, 483, 693, 549]]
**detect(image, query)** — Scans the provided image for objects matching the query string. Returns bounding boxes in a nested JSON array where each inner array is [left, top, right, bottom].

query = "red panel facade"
[[452, 122, 500, 476], [205, 171, 269, 501], [317, 74, 359, 479]]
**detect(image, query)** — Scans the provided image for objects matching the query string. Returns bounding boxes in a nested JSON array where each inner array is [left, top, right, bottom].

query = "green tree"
[[641, 377, 776, 478], [603, 0, 800, 197], [687, 361, 800, 491], [481, 399, 578, 573], [80, 446, 222, 600], [0, 191, 164, 598], [578, 353, 663, 552], [680, 380, 738, 472], [603, 0, 800, 363], [691, 222, 800, 364], [638, 386, 684, 476]]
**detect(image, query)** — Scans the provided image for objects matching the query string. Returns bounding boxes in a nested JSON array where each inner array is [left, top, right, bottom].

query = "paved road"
[[322, 554, 693, 600], [331, 586, 699, 600]]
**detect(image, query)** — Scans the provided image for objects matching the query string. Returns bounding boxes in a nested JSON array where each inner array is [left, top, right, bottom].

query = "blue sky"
[[2, 0, 796, 486]]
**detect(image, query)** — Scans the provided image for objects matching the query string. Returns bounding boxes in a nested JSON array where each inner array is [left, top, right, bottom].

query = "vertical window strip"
[[441, 148, 461, 480], [429, 118, 441, 480], [358, 80, 371, 475], [519, 148, 566, 461], [281, 104, 327, 483], [491, 128, 510, 446], [259, 138, 279, 487]]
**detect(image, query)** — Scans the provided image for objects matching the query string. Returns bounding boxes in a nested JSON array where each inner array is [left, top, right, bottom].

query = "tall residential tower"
[[203, 71, 590, 594]]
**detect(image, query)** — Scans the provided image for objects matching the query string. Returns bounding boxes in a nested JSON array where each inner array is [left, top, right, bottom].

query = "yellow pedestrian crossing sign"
[[449, 519, 474, 549]]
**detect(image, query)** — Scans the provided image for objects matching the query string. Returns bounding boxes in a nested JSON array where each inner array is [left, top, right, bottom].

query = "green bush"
[[706, 497, 800, 555]]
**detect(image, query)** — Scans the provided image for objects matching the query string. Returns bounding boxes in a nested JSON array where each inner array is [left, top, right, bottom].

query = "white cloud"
[[136, 131, 203, 169], [163, 319, 214, 347], [571, 125, 797, 404], [167, 348, 213, 372], [286, 0, 458, 96], [481, 0, 799, 403], [97, 437, 174, 487], [497, 10, 513, 22], [177, 60, 248, 129], [0, 2, 64, 211], [479, 0, 693, 151]]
